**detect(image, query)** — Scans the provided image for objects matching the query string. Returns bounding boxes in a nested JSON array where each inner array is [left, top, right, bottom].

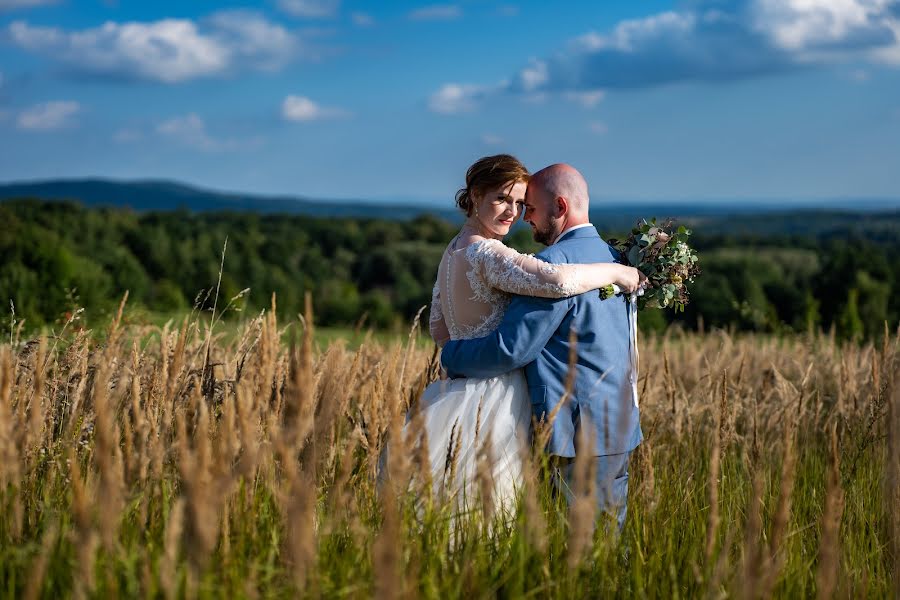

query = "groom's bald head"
[[524, 164, 590, 245], [530, 164, 590, 218]]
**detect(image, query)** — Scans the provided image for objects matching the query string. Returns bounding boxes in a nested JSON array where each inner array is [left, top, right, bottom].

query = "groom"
[[440, 164, 642, 531]]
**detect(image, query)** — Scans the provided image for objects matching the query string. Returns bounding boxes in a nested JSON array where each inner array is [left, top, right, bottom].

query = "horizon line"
[[1, 175, 899, 209]]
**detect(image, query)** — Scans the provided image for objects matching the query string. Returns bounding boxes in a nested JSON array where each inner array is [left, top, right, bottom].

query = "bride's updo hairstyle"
[[455, 154, 529, 217]]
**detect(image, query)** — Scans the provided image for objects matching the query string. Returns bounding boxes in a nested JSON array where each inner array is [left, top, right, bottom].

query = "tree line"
[[1, 199, 897, 340]]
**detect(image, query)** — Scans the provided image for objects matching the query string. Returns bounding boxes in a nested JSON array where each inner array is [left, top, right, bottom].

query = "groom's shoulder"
[[538, 236, 617, 264], [535, 243, 569, 264]]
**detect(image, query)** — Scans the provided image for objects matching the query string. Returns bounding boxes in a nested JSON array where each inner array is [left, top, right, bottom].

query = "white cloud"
[[750, 0, 893, 52], [564, 89, 605, 108], [496, 5, 519, 17], [481, 133, 503, 145], [432, 0, 900, 107], [521, 92, 548, 105], [156, 113, 250, 151], [428, 83, 485, 114], [7, 12, 301, 83], [872, 17, 900, 63], [517, 59, 548, 92], [351, 12, 375, 27], [158, 113, 211, 146], [113, 127, 142, 143], [409, 5, 462, 21], [9, 19, 228, 83], [588, 121, 608, 135], [0, 0, 56, 10], [17, 100, 80, 131], [281, 95, 347, 121], [278, 0, 340, 18], [206, 11, 298, 71], [575, 0, 900, 82]]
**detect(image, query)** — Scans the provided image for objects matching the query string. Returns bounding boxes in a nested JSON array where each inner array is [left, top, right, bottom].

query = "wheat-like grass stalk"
[[815, 423, 845, 599], [0, 300, 894, 597]]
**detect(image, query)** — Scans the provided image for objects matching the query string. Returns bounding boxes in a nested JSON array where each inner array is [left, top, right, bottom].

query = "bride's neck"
[[461, 218, 501, 241]]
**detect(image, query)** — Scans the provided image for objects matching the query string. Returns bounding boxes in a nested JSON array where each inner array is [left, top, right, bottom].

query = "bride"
[[412, 154, 641, 514]]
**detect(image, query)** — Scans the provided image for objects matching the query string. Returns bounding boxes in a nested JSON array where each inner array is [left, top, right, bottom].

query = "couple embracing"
[[415, 154, 645, 530]]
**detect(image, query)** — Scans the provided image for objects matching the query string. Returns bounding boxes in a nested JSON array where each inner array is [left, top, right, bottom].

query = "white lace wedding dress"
[[414, 236, 614, 514]]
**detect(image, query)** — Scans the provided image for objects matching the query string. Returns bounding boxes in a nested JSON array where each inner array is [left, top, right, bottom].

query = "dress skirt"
[[409, 369, 531, 514]]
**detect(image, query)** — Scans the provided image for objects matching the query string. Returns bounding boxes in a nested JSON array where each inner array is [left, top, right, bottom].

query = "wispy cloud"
[[7, 11, 302, 83], [846, 68, 871, 82], [0, 72, 6, 122], [113, 127, 142, 143], [481, 133, 503, 145], [564, 90, 605, 108], [206, 11, 298, 71], [17, 100, 79, 131], [278, 0, 340, 19], [409, 4, 462, 21], [430, 0, 900, 111], [588, 121, 608, 135], [281, 95, 348, 121], [156, 113, 256, 151], [351, 12, 375, 27], [516, 59, 548, 92], [428, 83, 489, 114], [0, 0, 57, 10]]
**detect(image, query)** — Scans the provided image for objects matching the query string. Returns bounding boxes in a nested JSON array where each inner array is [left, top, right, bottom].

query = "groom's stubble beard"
[[532, 215, 561, 246]]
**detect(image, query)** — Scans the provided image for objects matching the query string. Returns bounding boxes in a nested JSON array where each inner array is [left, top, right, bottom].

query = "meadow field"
[[0, 296, 897, 599]]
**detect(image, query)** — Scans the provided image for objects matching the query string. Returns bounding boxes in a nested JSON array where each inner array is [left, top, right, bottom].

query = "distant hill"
[[0, 178, 455, 221], [0, 177, 898, 237]]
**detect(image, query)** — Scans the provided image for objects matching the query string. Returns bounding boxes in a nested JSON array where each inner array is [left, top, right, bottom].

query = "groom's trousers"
[[550, 451, 632, 533]]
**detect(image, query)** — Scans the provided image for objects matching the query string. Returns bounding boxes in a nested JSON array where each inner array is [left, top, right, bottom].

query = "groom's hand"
[[440, 352, 465, 379]]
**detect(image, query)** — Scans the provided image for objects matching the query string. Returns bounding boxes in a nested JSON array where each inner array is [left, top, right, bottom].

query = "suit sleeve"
[[441, 292, 570, 378]]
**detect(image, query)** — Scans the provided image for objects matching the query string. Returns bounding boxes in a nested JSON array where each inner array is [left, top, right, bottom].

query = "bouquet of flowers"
[[600, 218, 700, 312]]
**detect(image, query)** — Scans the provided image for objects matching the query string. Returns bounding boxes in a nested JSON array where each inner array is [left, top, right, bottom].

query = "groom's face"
[[523, 183, 561, 246]]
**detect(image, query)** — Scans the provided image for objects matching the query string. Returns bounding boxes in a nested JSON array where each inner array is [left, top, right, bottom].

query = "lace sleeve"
[[466, 238, 622, 298], [428, 281, 450, 347]]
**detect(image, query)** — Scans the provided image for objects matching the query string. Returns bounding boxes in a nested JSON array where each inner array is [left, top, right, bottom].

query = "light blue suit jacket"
[[440, 226, 642, 457]]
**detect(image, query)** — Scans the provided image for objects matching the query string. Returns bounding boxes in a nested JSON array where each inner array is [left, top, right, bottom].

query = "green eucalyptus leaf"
[[627, 245, 641, 266]]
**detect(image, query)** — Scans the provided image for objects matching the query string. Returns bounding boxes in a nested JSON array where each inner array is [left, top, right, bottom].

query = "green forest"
[[2, 199, 898, 340]]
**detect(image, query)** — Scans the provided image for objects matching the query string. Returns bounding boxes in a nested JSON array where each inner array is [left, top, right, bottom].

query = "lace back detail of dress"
[[441, 241, 511, 341]]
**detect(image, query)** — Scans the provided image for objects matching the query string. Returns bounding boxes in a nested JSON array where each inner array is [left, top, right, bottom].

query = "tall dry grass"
[[0, 296, 896, 598]]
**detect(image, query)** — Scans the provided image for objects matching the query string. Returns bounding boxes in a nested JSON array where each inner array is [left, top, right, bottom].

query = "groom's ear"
[[555, 196, 568, 217]]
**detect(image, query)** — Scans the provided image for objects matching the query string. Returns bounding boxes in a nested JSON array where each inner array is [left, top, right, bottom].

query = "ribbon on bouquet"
[[609, 285, 642, 409], [627, 292, 640, 408]]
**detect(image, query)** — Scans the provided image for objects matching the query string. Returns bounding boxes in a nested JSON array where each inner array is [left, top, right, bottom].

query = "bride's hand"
[[615, 265, 643, 294]]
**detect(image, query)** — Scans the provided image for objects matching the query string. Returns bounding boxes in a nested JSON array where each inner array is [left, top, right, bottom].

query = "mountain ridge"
[[1, 177, 898, 235]]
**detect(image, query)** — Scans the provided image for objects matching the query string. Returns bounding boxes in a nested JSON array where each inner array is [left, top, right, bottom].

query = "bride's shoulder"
[[459, 236, 505, 256]]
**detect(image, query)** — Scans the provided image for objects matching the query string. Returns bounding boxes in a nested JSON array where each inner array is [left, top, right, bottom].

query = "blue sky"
[[1, 0, 899, 205]]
